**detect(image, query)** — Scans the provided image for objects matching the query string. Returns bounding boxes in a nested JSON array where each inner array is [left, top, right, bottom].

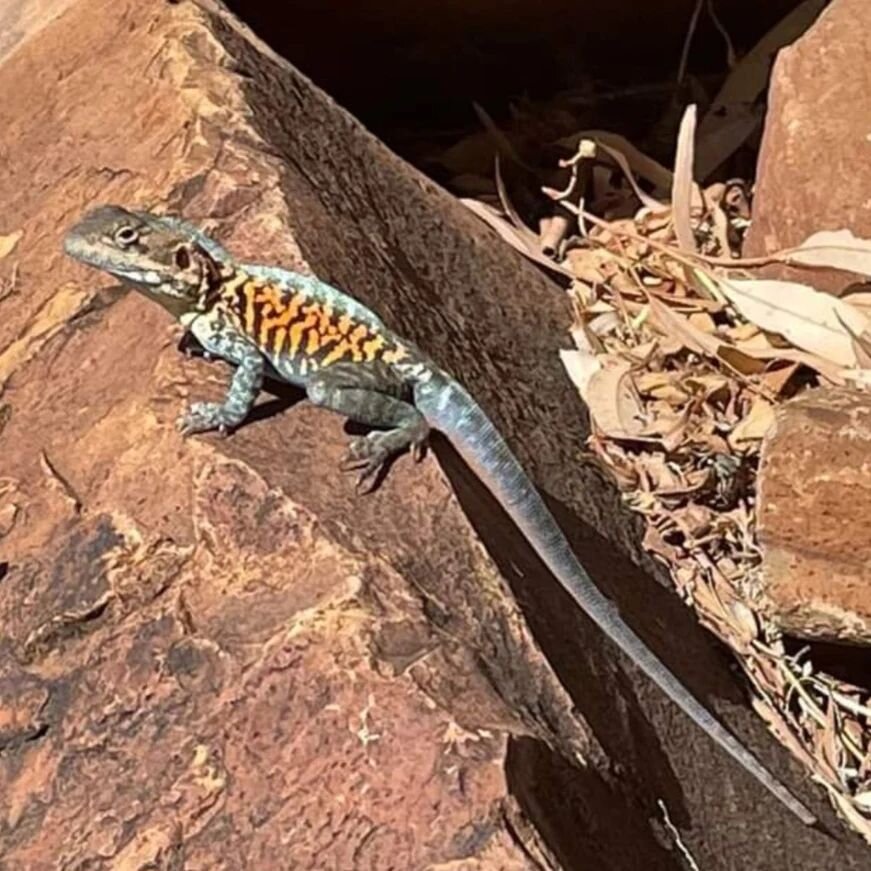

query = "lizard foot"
[[176, 402, 234, 437], [341, 428, 427, 493]]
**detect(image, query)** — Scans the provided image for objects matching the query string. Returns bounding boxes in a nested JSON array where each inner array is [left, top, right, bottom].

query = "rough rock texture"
[[0, 0, 866, 868], [745, 0, 871, 293], [0, 0, 77, 62], [755, 387, 871, 643]]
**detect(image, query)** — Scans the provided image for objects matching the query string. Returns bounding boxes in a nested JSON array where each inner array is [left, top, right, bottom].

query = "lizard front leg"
[[307, 367, 429, 491], [177, 316, 265, 436]]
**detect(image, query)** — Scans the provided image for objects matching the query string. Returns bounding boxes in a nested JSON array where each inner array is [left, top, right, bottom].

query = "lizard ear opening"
[[174, 246, 191, 270]]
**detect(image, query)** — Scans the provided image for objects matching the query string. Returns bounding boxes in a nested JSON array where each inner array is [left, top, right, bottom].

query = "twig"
[[707, 0, 737, 68], [657, 800, 701, 870], [547, 193, 861, 272], [677, 0, 705, 86]]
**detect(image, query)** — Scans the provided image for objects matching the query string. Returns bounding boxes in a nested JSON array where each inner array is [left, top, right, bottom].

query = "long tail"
[[414, 371, 816, 826]]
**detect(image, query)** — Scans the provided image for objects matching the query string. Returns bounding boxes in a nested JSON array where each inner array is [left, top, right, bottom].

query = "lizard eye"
[[114, 225, 139, 247], [174, 246, 191, 270]]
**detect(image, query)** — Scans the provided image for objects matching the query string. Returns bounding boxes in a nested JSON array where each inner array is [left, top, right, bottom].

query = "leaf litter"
[[440, 56, 871, 835]]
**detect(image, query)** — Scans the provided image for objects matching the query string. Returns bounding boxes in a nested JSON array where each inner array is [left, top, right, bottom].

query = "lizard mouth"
[[63, 232, 167, 288]]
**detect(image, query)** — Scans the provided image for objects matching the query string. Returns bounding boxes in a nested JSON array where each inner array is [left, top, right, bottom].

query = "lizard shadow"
[[179, 333, 309, 424], [247, 381, 306, 424], [424, 431, 807, 863]]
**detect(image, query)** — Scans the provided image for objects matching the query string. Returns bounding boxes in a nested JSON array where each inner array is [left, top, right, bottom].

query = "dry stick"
[[555, 142, 596, 242], [657, 800, 701, 871], [707, 0, 737, 68], [550, 195, 860, 273], [677, 0, 705, 85]]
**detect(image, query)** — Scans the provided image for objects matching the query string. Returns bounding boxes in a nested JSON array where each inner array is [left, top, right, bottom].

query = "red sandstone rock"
[[743, 0, 871, 643], [745, 0, 871, 294], [755, 387, 871, 643]]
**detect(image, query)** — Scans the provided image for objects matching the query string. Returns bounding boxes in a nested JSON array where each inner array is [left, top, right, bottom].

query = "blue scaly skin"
[[63, 205, 816, 826]]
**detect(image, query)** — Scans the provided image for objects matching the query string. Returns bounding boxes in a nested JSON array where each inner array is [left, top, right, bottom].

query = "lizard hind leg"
[[306, 371, 429, 492]]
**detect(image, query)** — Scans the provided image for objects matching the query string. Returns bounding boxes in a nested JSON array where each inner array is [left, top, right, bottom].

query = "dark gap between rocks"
[[224, 0, 807, 176]]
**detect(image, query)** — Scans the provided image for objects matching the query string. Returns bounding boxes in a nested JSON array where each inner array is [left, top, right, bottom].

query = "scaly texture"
[[62, 204, 816, 825]]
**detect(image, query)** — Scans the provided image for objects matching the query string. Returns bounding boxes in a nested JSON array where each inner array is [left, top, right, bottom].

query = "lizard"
[[63, 204, 816, 826]]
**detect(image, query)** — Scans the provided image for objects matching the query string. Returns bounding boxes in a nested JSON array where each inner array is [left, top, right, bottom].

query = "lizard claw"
[[178, 334, 212, 360], [176, 401, 234, 437], [340, 434, 390, 493]]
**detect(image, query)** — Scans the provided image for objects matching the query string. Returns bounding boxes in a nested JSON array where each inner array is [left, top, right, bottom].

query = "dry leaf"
[[672, 104, 698, 253], [791, 229, 871, 276], [684, 373, 729, 400], [586, 299, 618, 315], [460, 199, 575, 278], [494, 155, 543, 250], [758, 362, 800, 396], [566, 248, 609, 284], [568, 316, 598, 355], [727, 599, 759, 646], [641, 404, 692, 452], [472, 101, 529, 170], [718, 277, 871, 367], [819, 702, 844, 785], [708, 199, 732, 255], [634, 371, 691, 405], [643, 524, 681, 562], [728, 322, 763, 343], [843, 368, 871, 390], [716, 344, 769, 375], [727, 342, 846, 383], [694, 103, 764, 180], [688, 311, 716, 333], [636, 452, 684, 491], [854, 792, 871, 812], [0, 502, 19, 536], [625, 339, 660, 365], [584, 358, 648, 439], [646, 294, 720, 356], [842, 288, 871, 312], [834, 307, 871, 368], [559, 348, 601, 398], [595, 140, 669, 213], [588, 311, 621, 336], [831, 792, 871, 843], [673, 504, 714, 538], [651, 288, 724, 314], [729, 398, 775, 447]]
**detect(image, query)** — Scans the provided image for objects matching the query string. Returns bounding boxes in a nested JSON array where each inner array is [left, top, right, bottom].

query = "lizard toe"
[[177, 401, 232, 436], [343, 434, 376, 464], [354, 458, 386, 494], [411, 435, 428, 462], [338, 434, 391, 492]]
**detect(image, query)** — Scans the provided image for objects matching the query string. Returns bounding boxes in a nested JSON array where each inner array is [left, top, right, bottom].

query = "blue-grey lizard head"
[[63, 205, 221, 310]]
